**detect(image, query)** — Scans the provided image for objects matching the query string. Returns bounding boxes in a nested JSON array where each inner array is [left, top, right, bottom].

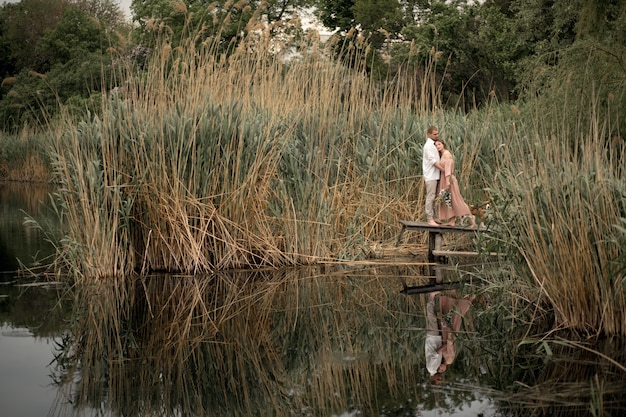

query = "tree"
[[317, 0, 356, 31], [40, 6, 107, 68], [0, 1, 124, 130], [72, 0, 127, 28], [514, 0, 626, 140], [0, 0, 67, 73], [465, 1, 530, 101], [317, 0, 406, 43], [129, 0, 314, 50], [396, 1, 483, 107]]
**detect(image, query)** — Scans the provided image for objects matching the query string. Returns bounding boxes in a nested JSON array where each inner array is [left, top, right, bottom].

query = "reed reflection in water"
[[49, 266, 626, 416]]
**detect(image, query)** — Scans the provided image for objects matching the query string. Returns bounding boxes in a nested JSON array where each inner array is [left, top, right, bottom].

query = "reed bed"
[[0, 127, 50, 182], [44, 7, 625, 336], [478, 100, 626, 335], [49, 12, 454, 280]]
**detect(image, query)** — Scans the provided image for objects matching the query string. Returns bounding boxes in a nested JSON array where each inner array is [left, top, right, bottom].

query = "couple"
[[422, 125, 476, 228], [425, 291, 472, 384]]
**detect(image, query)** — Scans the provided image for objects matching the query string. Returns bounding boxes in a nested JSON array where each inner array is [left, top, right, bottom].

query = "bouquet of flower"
[[438, 189, 452, 208]]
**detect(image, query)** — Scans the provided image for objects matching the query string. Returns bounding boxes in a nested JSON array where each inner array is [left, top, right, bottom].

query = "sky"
[[118, 0, 131, 17]]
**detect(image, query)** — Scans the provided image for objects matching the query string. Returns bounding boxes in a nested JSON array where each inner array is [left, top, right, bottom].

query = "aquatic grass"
[[479, 99, 626, 335]]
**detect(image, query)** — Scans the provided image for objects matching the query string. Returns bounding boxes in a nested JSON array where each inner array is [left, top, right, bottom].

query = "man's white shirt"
[[422, 138, 440, 181], [425, 334, 443, 375]]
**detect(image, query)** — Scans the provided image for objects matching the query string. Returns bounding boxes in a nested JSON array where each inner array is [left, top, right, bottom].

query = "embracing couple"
[[422, 125, 476, 229]]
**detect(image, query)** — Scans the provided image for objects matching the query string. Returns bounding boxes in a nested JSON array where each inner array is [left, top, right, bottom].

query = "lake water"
[[1, 183, 625, 417]]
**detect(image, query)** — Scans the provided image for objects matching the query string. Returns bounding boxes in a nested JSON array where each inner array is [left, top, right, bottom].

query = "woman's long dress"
[[438, 157, 471, 220]]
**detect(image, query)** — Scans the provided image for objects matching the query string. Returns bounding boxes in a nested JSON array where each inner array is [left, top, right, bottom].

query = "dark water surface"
[[1, 183, 625, 417]]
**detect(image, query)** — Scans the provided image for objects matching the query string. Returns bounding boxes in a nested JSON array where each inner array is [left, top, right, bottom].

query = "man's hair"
[[427, 125, 438, 134]]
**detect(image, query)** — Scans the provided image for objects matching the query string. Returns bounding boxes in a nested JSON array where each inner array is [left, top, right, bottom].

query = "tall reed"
[[48, 8, 451, 279], [478, 98, 626, 335]]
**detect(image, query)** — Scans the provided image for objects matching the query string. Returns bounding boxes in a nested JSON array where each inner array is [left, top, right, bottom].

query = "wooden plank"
[[396, 220, 496, 261], [432, 250, 504, 257], [398, 220, 480, 234]]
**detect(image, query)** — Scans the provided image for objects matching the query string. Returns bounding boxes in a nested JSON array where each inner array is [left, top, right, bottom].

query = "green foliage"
[[129, 0, 313, 51], [466, 3, 529, 98], [0, 0, 67, 73], [0, 1, 123, 131], [39, 6, 105, 68], [74, 0, 127, 28], [2, 0, 624, 135], [518, 1, 626, 141], [0, 69, 57, 130], [316, 0, 411, 80], [351, 0, 404, 46], [511, 0, 580, 58], [317, 0, 357, 31], [399, 1, 477, 107]]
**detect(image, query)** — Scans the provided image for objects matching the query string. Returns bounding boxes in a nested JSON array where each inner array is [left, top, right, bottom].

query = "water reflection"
[[47, 267, 626, 417], [0, 183, 69, 417], [49, 268, 489, 417], [0, 182, 59, 279]]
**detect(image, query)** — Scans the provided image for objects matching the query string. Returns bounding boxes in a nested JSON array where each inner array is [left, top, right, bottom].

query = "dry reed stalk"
[[488, 105, 625, 335]]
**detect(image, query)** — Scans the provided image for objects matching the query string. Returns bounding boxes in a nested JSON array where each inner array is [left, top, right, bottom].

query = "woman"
[[434, 139, 476, 228]]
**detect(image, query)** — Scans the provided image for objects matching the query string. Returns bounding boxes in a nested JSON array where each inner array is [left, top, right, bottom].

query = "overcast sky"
[[118, 0, 131, 17]]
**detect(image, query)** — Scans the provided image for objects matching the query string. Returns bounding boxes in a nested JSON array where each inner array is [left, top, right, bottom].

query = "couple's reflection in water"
[[425, 290, 473, 385], [420, 263, 475, 385], [399, 262, 477, 385]]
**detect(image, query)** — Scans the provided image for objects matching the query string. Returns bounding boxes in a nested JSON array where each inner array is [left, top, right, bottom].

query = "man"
[[422, 126, 440, 226]]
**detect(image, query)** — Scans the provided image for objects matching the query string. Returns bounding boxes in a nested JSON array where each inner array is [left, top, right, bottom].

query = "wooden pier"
[[396, 220, 494, 262]]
